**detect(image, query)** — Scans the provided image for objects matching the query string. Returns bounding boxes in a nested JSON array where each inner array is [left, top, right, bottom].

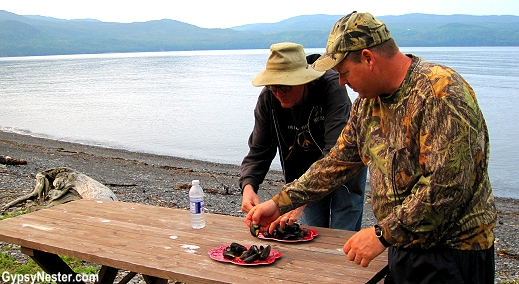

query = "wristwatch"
[[374, 224, 391, 247]]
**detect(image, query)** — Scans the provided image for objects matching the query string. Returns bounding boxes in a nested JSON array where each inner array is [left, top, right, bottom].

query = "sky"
[[1, 0, 518, 29]]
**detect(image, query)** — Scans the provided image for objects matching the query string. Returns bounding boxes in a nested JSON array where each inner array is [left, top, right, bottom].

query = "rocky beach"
[[1, 130, 518, 283]]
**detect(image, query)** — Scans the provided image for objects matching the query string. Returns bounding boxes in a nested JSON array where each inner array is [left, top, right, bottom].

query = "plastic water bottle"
[[189, 180, 205, 229]]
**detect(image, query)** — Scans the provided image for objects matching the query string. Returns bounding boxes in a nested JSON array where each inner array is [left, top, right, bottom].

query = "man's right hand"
[[245, 200, 281, 235], [241, 184, 260, 213]]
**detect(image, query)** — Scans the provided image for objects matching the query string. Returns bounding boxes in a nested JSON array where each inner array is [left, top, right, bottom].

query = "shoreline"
[[0, 129, 517, 200], [1, 130, 518, 281]]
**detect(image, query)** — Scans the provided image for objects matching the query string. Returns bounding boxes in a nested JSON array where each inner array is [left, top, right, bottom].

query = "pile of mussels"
[[223, 242, 271, 263], [261, 223, 308, 240]]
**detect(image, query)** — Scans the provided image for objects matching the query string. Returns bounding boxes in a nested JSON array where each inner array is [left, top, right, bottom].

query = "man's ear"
[[361, 49, 375, 70]]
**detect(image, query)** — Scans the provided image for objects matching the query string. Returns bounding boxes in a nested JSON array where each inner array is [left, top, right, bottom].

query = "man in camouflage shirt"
[[246, 11, 496, 284]]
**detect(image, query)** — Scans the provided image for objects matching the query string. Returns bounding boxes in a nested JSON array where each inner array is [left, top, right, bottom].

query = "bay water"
[[0, 47, 517, 198]]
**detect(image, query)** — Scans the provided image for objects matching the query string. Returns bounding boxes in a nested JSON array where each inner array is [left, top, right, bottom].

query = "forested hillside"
[[1, 10, 518, 57]]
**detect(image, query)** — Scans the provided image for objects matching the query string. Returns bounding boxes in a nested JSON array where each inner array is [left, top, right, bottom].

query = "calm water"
[[0, 47, 518, 198]]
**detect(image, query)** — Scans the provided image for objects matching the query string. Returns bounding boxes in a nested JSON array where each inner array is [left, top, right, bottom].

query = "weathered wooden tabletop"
[[0, 199, 388, 284]]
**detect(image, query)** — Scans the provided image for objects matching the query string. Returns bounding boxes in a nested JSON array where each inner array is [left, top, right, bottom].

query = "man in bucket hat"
[[246, 12, 496, 283], [240, 42, 367, 231]]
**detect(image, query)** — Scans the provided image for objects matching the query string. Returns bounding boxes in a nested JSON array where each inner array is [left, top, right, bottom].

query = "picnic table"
[[0, 199, 388, 283]]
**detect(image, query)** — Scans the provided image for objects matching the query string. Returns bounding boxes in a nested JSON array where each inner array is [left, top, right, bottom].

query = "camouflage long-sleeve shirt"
[[272, 55, 496, 250]]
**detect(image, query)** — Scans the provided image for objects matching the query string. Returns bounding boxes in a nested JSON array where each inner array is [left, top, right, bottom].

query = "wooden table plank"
[[0, 199, 387, 284]]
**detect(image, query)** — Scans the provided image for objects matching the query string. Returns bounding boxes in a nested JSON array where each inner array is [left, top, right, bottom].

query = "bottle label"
[[190, 200, 204, 214]]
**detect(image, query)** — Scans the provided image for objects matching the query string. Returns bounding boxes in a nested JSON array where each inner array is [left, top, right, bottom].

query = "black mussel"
[[230, 242, 247, 253], [280, 233, 297, 240], [259, 245, 271, 260], [250, 223, 260, 237], [223, 242, 248, 259], [285, 223, 301, 233], [240, 245, 260, 263], [223, 247, 236, 259], [262, 230, 277, 238]]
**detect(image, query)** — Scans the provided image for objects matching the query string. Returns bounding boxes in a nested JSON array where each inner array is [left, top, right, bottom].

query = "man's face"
[[269, 84, 305, 108], [335, 55, 378, 99]]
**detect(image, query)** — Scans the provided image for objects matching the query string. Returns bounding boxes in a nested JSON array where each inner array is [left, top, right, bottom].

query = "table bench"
[[0, 199, 388, 283]]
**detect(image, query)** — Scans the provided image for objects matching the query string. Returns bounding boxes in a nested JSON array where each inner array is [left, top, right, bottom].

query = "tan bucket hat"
[[252, 42, 325, 86], [312, 11, 392, 71]]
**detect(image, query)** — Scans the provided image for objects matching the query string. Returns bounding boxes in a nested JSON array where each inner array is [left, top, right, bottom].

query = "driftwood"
[[0, 155, 27, 165], [1, 167, 118, 212]]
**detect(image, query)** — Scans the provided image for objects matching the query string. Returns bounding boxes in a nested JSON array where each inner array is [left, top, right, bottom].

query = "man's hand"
[[245, 200, 281, 235], [268, 205, 306, 232], [241, 184, 260, 213], [343, 227, 387, 267]]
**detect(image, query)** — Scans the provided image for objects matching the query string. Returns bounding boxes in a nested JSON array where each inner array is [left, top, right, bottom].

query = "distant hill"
[[1, 10, 518, 57], [233, 14, 339, 34]]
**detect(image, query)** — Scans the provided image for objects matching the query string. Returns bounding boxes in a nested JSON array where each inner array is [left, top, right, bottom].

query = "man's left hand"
[[343, 227, 387, 267], [268, 205, 306, 231]]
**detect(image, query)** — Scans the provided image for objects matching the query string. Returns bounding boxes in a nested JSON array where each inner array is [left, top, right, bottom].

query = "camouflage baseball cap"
[[312, 11, 392, 71]]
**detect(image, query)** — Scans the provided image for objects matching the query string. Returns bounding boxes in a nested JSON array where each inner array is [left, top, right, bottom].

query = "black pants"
[[384, 245, 495, 284]]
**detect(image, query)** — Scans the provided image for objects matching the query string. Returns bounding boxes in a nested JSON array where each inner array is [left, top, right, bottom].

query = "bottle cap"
[[192, 180, 200, 185]]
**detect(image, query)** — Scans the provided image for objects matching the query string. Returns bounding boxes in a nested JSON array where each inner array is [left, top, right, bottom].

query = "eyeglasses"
[[267, 85, 292, 93]]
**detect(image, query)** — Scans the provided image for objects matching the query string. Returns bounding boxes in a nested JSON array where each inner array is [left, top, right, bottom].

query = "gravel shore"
[[1, 130, 518, 283]]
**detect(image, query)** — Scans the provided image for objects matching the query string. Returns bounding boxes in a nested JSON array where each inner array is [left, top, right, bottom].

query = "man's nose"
[[272, 89, 285, 96], [338, 75, 349, 86]]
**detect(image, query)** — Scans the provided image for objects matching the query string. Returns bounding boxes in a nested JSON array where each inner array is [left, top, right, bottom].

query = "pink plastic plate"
[[208, 245, 281, 266]]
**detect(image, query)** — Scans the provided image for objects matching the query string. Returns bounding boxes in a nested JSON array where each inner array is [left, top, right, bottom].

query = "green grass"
[[60, 256, 100, 275], [0, 249, 100, 282], [1, 210, 100, 282], [0, 249, 41, 274], [0, 209, 28, 220]]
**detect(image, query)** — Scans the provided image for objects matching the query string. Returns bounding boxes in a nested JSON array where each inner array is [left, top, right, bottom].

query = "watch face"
[[374, 225, 391, 247], [375, 225, 383, 237]]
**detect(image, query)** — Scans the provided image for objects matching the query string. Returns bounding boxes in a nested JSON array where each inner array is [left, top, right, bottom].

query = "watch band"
[[374, 225, 391, 247]]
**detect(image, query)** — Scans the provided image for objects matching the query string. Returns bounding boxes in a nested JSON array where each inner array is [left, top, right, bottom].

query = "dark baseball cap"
[[312, 11, 392, 71]]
